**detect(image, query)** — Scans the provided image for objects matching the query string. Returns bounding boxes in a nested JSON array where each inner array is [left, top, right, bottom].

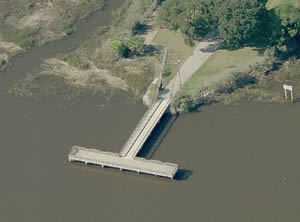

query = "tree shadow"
[[215, 8, 282, 56], [200, 42, 220, 53], [133, 23, 153, 35]]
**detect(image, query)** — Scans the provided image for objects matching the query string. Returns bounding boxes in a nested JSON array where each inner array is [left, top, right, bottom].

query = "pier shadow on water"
[[137, 112, 193, 181], [174, 169, 193, 181]]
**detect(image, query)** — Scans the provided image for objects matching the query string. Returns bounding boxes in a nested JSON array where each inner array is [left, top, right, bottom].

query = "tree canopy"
[[158, 0, 300, 54], [274, 3, 300, 55]]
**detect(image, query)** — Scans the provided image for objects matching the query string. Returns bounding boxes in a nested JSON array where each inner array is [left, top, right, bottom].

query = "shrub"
[[61, 52, 89, 69], [111, 39, 130, 58], [127, 36, 145, 56]]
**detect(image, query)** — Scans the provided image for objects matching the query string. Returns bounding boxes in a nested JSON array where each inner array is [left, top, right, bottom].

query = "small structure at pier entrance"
[[68, 98, 178, 179], [283, 84, 294, 102]]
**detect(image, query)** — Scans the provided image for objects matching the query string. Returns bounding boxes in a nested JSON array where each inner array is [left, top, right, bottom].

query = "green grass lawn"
[[267, 0, 300, 9], [152, 28, 195, 86], [153, 0, 298, 100], [179, 47, 265, 97]]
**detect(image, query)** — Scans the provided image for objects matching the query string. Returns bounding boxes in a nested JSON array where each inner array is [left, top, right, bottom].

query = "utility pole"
[[174, 59, 182, 89]]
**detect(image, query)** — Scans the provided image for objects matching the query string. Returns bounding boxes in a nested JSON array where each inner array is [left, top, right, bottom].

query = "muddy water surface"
[[1, 0, 300, 221]]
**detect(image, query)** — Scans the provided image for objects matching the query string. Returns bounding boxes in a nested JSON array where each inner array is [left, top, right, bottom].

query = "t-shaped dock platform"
[[68, 98, 178, 179]]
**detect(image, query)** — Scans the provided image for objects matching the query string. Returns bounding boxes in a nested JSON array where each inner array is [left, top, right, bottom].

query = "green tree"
[[111, 39, 130, 58], [157, 0, 185, 30], [158, 0, 270, 49], [127, 36, 145, 56], [275, 3, 300, 55], [180, 0, 217, 45], [217, 0, 268, 48]]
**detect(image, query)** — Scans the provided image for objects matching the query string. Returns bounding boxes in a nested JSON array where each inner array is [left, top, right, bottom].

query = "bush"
[[162, 68, 171, 77], [111, 36, 145, 58], [111, 39, 130, 58], [232, 73, 257, 88], [127, 36, 145, 56], [61, 52, 89, 69], [274, 3, 300, 57]]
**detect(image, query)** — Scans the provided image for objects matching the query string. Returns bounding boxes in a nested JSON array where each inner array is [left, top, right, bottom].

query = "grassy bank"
[[169, 0, 300, 113], [221, 59, 300, 105], [171, 55, 300, 113], [179, 47, 265, 98], [11, 0, 163, 102], [0, 0, 106, 72], [152, 28, 195, 87], [57, 0, 163, 97], [0, 0, 106, 46]]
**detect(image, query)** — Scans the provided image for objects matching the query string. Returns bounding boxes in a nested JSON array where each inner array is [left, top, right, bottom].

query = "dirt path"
[[140, 12, 159, 45]]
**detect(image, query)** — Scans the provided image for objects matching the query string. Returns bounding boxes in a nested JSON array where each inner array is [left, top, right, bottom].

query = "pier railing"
[[119, 99, 163, 157]]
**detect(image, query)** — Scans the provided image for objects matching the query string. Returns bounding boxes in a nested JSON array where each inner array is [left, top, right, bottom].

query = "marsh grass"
[[9, 73, 114, 107], [0, 0, 106, 48], [53, 0, 161, 98], [3, 27, 38, 49]]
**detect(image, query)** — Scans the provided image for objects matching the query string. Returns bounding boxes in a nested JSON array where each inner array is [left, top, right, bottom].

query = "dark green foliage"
[[127, 36, 145, 56], [216, 0, 268, 48], [111, 36, 145, 58], [274, 3, 300, 56], [158, 0, 269, 48], [157, 0, 185, 30], [180, 0, 218, 44], [157, 0, 300, 55], [111, 39, 130, 58], [232, 73, 257, 88], [158, 0, 217, 45], [132, 21, 146, 35]]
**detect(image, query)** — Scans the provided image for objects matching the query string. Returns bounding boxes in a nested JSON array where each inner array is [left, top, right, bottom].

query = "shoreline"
[[0, 0, 109, 73]]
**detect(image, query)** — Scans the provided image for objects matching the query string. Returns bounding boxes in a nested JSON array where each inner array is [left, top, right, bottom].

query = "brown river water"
[[1, 0, 300, 221]]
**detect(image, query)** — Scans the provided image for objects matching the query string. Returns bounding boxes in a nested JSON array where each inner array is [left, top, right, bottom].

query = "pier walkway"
[[120, 98, 170, 158], [68, 98, 178, 179], [69, 146, 177, 178], [68, 40, 220, 179]]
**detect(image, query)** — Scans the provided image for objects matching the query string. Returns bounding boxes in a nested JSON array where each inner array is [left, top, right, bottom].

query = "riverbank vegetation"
[[10, 0, 164, 102], [0, 0, 106, 71], [157, 0, 300, 113], [4, 0, 300, 110]]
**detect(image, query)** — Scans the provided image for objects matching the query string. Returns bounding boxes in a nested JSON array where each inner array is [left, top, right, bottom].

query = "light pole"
[[174, 59, 182, 89]]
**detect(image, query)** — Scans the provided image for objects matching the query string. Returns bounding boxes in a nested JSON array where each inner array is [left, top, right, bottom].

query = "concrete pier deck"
[[120, 99, 170, 158], [69, 146, 178, 178], [68, 98, 178, 179]]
